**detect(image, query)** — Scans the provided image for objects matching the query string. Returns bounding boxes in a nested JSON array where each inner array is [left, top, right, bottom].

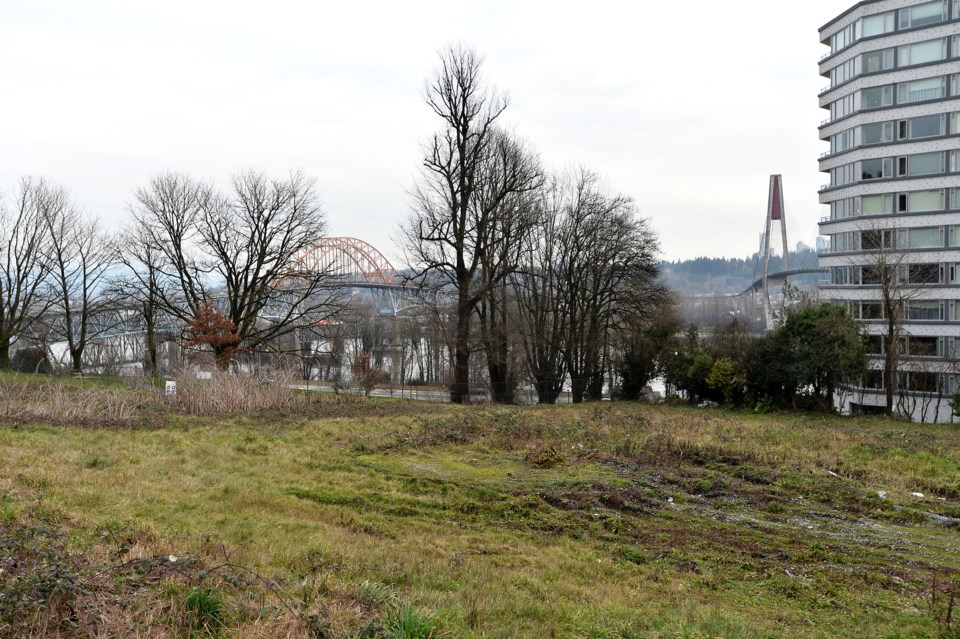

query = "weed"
[[621, 547, 648, 565], [358, 581, 399, 608], [385, 602, 450, 639], [525, 444, 564, 469], [183, 586, 226, 636], [0, 518, 84, 630]]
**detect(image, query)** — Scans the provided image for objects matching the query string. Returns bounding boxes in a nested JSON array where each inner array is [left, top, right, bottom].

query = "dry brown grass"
[[165, 369, 307, 415], [0, 379, 143, 423]]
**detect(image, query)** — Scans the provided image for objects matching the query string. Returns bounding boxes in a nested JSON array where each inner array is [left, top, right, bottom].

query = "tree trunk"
[[145, 312, 158, 377], [587, 368, 604, 401], [884, 314, 896, 416], [450, 293, 471, 403], [488, 360, 514, 404], [571, 375, 587, 404], [213, 346, 232, 371], [70, 347, 83, 374], [0, 335, 11, 370]]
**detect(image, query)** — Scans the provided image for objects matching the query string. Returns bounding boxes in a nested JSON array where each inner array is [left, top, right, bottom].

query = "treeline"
[[0, 170, 336, 375], [662, 246, 820, 295], [632, 302, 866, 411], [1, 45, 674, 408], [400, 45, 670, 404]]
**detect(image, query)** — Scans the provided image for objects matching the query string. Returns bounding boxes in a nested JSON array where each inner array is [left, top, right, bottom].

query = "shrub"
[[351, 354, 382, 398], [0, 519, 84, 631], [706, 358, 746, 407], [167, 369, 303, 414], [11, 347, 51, 374], [0, 379, 140, 422]]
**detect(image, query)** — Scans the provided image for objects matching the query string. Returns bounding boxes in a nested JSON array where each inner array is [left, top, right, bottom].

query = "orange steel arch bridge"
[[291, 236, 403, 288], [36, 238, 411, 350]]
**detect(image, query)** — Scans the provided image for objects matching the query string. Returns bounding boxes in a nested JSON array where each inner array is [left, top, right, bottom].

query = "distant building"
[[818, 0, 960, 421]]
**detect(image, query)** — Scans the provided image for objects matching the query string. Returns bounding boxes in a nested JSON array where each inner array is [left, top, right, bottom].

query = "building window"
[[832, 24, 855, 53], [859, 12, 896, 38], [830, 231, 860, 253], [863, 85, 895, 108], [950, 263, 960, 284], [832, 93, 856, 120], [864, 304, 886, 320], [861, 193, 893, 215], [862, 229, 893, 250], [898, 39, 946, 66], [832, 128, 855, 153], [899, 1, 947, 29], [907, 336, 942, 358], [898, 226, 944, 248], [898, 151, 944, 176], [905, 372, 943, 393], [900, 114, 944, 140], [863, 48, 895, 73], [860, 157, 894, 180], [863, 121, 895, 144], [831, 198, 857, 220], [832, 163, 857, 187], [832, 58, 860, 86], [907, 263, 943, 284], [907, 300, 944, 320], [948, 225, 960, 246], [898, 77, 945, 104], [949, 301, 960, 320], [898, 189, 944, 212], [831, 266, 860, 284]]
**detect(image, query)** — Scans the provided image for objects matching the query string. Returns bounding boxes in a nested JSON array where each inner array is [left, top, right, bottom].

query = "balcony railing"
[[903, 88, 944, 103]]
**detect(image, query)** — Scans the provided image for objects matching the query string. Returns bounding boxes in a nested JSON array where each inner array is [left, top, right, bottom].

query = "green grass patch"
[[2, 383, 960, 637]]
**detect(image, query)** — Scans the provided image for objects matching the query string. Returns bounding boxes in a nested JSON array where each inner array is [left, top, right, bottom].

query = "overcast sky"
[[1, 0, 845, 263]]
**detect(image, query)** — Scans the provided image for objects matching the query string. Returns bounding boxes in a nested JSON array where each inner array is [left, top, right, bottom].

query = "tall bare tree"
[[512, 178, 568, 404], [402, 45, 541, 403], [41, 194, 115, 374], [557, 169, 662, 402], [0, 178, 55, 369], [130, 169, 336, 369], [474, 132, 542, 403], [111, 222, 170, 376]]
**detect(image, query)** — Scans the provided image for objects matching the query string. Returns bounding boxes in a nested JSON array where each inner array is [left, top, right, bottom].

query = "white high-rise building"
[[818, 0, 960, 421]]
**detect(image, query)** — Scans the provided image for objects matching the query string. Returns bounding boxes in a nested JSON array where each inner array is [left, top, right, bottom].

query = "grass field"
[[1, 374, 959, 638]]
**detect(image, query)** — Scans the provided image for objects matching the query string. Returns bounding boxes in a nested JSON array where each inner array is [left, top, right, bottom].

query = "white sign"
[[165, 381, 177, 397]]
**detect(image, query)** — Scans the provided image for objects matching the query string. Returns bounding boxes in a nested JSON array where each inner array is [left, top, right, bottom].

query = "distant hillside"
[[661, 247, 820, 295]]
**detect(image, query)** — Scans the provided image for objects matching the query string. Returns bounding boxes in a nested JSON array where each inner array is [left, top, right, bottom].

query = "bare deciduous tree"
[[111, 222, 169, 376], [512, 177, 568, 404], [0, 178, 56, 369], [41, 192, 115, 374], [402, 45, 541, 403], [840, 221, 921, 416], [131, 169, 336, 369], [556, 169, 663, 403], [474, 133, 542, 404]]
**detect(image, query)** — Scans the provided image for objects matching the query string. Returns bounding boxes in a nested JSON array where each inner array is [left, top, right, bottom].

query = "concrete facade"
[[818, 0, 960, 422]]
